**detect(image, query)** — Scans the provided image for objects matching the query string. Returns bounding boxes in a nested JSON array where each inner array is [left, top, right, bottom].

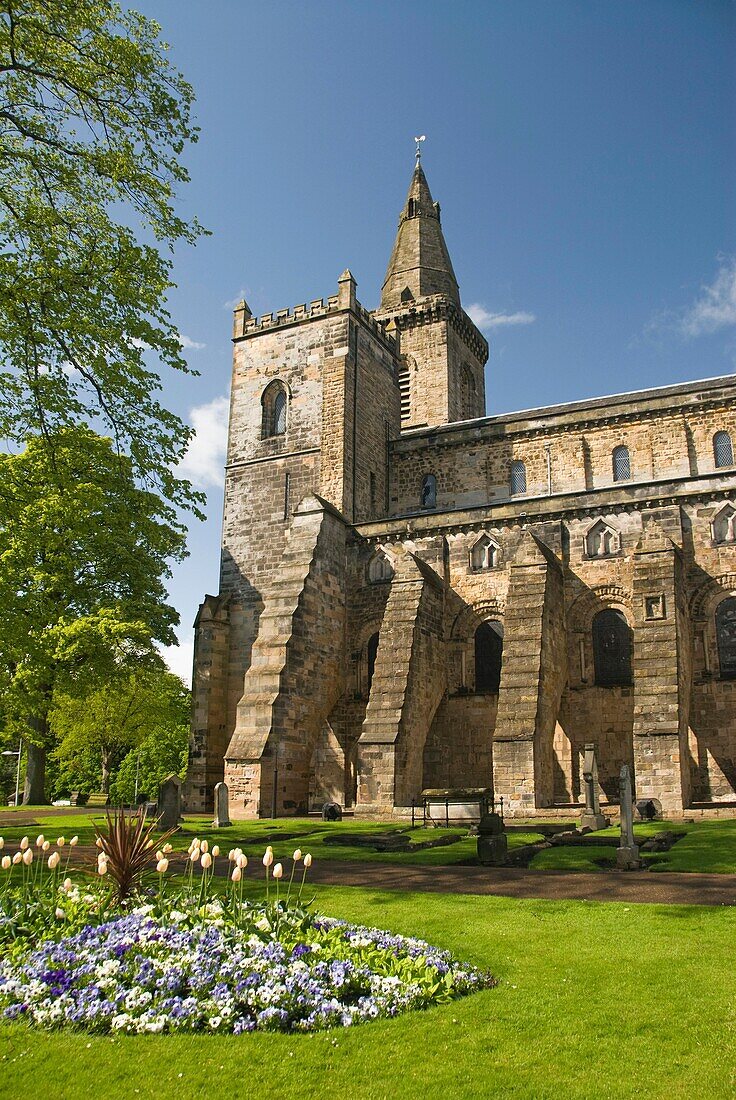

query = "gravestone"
[[616, 764, 641, 870], [476, 812, 508, 866], [213, 781, 232, 828], [322, 801, 342, 821], [580, 744, 608, 831], [158, 773, 182, 830]]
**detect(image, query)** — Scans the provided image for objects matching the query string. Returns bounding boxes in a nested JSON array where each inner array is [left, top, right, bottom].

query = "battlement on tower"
[[233, 291, 396, 351]]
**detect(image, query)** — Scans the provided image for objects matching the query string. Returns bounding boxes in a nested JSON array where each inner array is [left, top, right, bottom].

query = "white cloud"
[[177, 395, 229, 488], [466, 304, 536, 331], [179, 334, 206, 351], [223, 288, 250, 310], [160, 633, 194, 687], [680, 258, 736, 338]]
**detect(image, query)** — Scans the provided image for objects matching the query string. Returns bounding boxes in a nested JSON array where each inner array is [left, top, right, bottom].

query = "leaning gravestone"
[[158, 773, 182, 830], [616, 764, 641, 870], [580, 743, 608, 831], [213, 781, 232, 828]]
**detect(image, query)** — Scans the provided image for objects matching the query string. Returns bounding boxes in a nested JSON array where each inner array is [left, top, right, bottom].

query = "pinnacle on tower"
[[380, 161, 460, 311]]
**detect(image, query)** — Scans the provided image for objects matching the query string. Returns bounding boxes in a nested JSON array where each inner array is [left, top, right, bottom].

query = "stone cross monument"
[[580, 743, 608, 831], [616, 764, 641, 870]]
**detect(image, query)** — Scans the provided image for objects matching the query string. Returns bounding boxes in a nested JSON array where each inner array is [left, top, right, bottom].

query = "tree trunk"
[[23, 741, 46, 805], [101, 747, 111, 794]]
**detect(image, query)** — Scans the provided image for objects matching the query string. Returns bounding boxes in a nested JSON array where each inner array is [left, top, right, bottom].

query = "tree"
[[0, 1, 204, 513], [0, 428, 187, 801], [52, 668, 190, 796]]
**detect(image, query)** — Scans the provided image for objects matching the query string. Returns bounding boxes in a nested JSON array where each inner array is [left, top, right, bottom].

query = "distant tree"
[[0, 0, 205, 513], [0, 429, 187, 801], [52, 668, 190, 796], [109, 719, 189, 807]]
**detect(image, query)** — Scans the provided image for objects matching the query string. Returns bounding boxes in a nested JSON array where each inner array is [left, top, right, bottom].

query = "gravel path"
[[6, 842, 733, 907]]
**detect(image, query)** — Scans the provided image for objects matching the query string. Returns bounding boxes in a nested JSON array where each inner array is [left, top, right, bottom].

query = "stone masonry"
[[185, 156, 736, 819]]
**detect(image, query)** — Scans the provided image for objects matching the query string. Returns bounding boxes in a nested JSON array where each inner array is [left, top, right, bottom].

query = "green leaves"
[[0, 428, 188, 747], [0, 0, 206, 512]]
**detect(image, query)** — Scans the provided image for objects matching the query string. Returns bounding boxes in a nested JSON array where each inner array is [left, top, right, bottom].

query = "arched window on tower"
[[510, 460, 527, 496], [612, 445, 631, 482], [592, 609, 632, 686], [261, 380, 288, 438], [474, 621, 503, 693], [713, 431, 734, 469], [461, 364, 476, 419], [421, 474, 437, 509], [716, 598, 736, 679]]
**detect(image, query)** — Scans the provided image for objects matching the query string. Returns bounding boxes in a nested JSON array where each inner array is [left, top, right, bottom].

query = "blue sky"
[[134, 1, 735, 681]]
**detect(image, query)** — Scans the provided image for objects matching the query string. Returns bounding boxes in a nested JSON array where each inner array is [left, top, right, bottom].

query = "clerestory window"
[[714, 431, 734, 469]]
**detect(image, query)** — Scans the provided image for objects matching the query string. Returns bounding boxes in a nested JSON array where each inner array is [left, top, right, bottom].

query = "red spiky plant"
[[94, 806, 176, 903]]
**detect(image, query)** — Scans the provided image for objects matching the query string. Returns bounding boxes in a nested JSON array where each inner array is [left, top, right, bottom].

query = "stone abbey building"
[[185, 159, 736, 819]]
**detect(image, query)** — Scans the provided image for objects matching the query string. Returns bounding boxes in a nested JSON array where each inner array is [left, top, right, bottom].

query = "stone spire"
[[380, 162, 460, 310]]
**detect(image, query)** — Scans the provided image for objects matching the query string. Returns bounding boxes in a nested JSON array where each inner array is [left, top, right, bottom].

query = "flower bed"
[[0, 900, 494, 1034], [0, 816, 496, 1035]]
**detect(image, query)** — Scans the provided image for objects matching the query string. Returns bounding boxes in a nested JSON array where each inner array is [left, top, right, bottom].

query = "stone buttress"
[[493, 532, 567, 814], [356, 548, 446, 811]]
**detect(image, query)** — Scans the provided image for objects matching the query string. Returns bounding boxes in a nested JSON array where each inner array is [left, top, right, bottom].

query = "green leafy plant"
[[94, 806, 175, 902]]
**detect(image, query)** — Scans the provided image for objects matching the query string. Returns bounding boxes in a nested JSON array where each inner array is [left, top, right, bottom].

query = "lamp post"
[[1, 742, 22, 807]]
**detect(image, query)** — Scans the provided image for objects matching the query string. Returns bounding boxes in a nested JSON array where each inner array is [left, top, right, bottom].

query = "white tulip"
[[19, 836, 29, 850], [231, 866, 242, 883], [1, 856, 10, 870], [12, 852, 22, 865], [263, 850, 273, 868], [304, 853, 312, 868], [156, 850, 164, 860], [47, 852, 60, 870], [95, 838, 103, 848], [162, 843, 173, 854], [62, 878, 73, 892], [189, 849, 200, 863], [212, 845, 220, 857], [70, 836, 79, 847], [36, 834, 45, 848], [293, 848, 302, 862], [57, 836, 65, 847], [201, 840, 209, 854], [200, 852, 212, 870], [237, 854, 248, 870], [98, 862, 108, 876], [55, 908, 65, 920], [42, 840, 50, 852], [273, 863, 283, 880], [0, 837, 4, 850], [22, 848, 33, 865], [156, 858, 169, 874]]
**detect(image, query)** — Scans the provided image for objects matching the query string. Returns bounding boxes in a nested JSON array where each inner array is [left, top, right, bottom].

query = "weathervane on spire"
[[414, 135, 426, 165]]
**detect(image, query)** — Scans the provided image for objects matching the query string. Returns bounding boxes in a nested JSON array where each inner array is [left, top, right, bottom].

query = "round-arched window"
[[716, 597, 736, 679], [474, 621, 503, 693], [592, 609, 632, 686]]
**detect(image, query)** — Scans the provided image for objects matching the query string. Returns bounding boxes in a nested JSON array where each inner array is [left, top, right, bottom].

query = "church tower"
[[375, 156, 488, 429]]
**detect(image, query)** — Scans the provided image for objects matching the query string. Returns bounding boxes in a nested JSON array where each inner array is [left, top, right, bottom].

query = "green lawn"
[[3, 809, 736, 874], [0, 810, 545, 866], [530, 818, 736, 873], [0, 884, 733, 1099]]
